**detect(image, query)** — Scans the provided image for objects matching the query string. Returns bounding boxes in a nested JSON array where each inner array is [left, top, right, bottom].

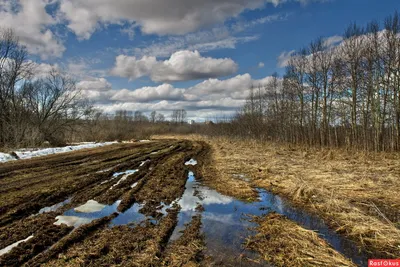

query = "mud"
[[0, 138, 367, 266]]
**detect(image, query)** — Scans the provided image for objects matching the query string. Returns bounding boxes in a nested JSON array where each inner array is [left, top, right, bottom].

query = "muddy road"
[[0, 139, 363, 266]]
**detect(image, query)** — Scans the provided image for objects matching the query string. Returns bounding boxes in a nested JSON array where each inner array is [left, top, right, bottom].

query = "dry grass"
[[154, 135, 400, 258], [161, 214, 204, 267], [245, 213, 357, 267]]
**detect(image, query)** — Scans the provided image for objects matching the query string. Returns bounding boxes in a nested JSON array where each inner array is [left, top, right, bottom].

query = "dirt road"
[[0, 139, 361, 266]]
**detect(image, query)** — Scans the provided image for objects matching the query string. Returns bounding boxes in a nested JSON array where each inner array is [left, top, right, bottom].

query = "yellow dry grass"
[[153, 134, 400, 258], [245, 213, 357, 267]]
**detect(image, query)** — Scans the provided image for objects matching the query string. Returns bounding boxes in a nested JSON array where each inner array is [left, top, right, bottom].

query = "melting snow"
[[0, 235, 34, 256], [185, 159, 198, 166], [74, 200, 106, 213], [140, 160, 150, 167], [0, 142, 117, 163], [110, 170, 139, 190]]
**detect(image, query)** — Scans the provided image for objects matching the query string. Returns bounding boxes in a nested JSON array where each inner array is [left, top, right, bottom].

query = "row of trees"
[[0, 27, 191, 148], [0, 29, 91, 148], [238, 11, 400, 151]]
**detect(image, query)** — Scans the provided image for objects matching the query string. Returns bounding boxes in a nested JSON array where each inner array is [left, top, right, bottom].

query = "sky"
[[1, 0, 399, 121]]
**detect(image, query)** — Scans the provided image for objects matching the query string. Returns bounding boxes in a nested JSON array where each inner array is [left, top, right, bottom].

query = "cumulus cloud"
[[78, 73, 274, 120], [277, 50, 296, 68], [0, 0, 65, 59], [57, 0, 277, 39], [111, 50, 238, 82], [111, 84, 185, 102], [77, 78, 112, 91]]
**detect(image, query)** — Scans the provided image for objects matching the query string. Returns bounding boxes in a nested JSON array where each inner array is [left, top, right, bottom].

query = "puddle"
[[184, 159, 197, 166], [110, 203, 147, 226], [55, 200, 121, 228], [169, 171, 368, 266], [0, 235, 34, 256], [74, 200, 106, 213], [54, 199, 164, 229], [110, 169, 139, 190], [38, 198, 72, 214]]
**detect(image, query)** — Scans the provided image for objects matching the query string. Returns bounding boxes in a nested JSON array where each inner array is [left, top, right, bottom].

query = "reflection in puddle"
[[0, 235, 34, 256], [110, 203, 146, 226], [74, 200, 106, 213], [38, 198, 72, 214], [170, 171, 368, 266], [55, 200, 121, 228]]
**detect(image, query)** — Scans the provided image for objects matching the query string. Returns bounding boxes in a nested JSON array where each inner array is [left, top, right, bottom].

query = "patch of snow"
[[150, 151, 158, 154], [54, 216, 92, 228], [139, 140, 150, 142], [131, 182, 138, 188], [185, 159, 198, 166], [74, 200, 106, 213], [110, 169, 139, 190], [0, 235, 34, 256], [0, 142, 117, 163], [0, 153, 18, 163], [140, 160, 150, 167]]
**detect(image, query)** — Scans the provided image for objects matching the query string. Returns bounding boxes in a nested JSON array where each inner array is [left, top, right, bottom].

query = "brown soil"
[[0, 140, 211, 266]]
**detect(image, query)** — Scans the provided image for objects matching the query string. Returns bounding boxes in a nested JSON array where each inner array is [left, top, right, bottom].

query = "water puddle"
[[38, 198, 72, 214], [0, 235, 34, 256], [54, 199, 165, 229], [184, 159, 198, 166], [169, 170, 368, 266], [74, 200, 106, 213]]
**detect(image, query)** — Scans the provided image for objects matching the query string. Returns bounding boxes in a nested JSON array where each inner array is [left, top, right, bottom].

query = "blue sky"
[[2, 0, 399, 120]]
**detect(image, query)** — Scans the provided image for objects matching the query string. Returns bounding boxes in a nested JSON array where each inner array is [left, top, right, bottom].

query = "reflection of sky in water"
[[38, 197, 72, 214], [172, 171, 368, 266], [53, 168, 367, 266]]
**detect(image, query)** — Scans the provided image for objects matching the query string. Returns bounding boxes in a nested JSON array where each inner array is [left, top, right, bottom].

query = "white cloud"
[[258, 62, 265, 68], [111, 84, 185, 102], [78, 73, 274, 121], [57, 0, 278, 39], [77, 78, 112, 91], [111, 50, 238, 82], [0, 0, 65, 59], [277, 50, 296, 68]]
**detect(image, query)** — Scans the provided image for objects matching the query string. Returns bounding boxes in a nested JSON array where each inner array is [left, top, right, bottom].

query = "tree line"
[[236, 11, 400, 151], [0, 27, 190, 148]]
